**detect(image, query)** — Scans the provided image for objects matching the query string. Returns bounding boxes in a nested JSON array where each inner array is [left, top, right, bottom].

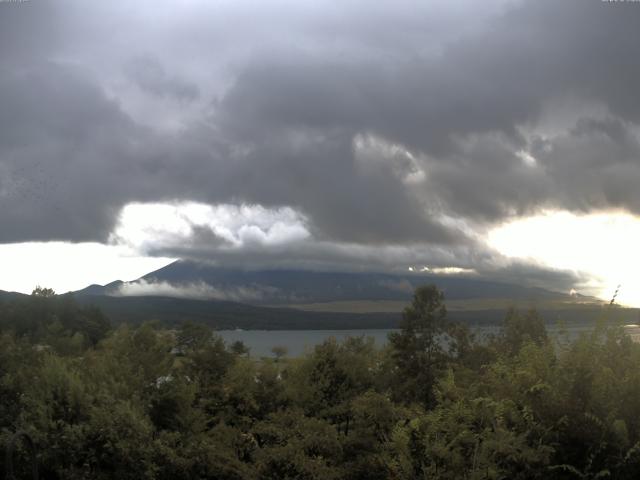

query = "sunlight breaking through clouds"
[[487, 210, 640, 306], [110, 202, 311, 254]]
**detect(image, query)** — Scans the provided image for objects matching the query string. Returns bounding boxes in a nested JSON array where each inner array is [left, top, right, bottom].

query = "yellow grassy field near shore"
[[276, 297, 606, 314]]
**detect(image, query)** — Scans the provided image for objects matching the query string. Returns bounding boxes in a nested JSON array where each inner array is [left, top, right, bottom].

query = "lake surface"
[[217, 324, 599, 357]]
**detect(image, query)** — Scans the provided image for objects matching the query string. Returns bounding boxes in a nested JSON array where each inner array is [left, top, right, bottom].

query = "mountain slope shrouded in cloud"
[[52, 261, 616, 329], [75, 260, 594, 307]]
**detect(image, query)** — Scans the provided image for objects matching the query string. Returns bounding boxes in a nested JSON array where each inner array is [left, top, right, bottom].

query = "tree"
[[271, 345, 288, 362], [230, 340, 250, 356], [31, 286, 56, 298], [388, 285, 449, 407], [176, 321, 212, 352], [496, 308, 548, 357]]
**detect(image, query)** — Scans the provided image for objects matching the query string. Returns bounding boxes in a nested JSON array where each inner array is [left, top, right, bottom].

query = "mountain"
[[0, 263, 613, 331], [75, 280, 124, 296], [77, 260, 587, 307], [66, 261, 609, 328]]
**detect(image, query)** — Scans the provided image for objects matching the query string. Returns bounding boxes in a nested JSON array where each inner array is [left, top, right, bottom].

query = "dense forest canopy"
[[0, 286, 639, 479]]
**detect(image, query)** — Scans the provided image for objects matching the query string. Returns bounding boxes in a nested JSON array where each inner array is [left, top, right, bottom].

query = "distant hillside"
[[74, 294, 400, 330], [0, 290, 26, 301], [74, 294, 635, 329]]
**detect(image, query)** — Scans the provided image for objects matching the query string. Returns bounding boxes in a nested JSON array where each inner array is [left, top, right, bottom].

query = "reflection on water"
[[217, 324, 599, 358]]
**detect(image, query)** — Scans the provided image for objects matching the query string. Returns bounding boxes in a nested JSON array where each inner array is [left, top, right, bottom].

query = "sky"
[[1, 0, 640, 304]]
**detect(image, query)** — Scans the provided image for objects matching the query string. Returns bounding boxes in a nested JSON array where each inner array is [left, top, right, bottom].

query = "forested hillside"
[[1, 286, 640, 479]]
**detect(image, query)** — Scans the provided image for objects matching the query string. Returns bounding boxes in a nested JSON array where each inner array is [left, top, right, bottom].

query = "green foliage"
[[32, 286, 56, 298], [253, 409, 343, 480], [4, 285, 640, 478], [176, 321, 213, 352], [495, 307, 549, 356], [271, 345, 288, 361], [388, 284, 458, 407], [229, 340, 250, 356], [0, 290, 111, 350]]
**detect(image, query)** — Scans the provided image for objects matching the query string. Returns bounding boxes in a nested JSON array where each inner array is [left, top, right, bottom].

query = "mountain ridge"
[[74, 260, 593, 306]]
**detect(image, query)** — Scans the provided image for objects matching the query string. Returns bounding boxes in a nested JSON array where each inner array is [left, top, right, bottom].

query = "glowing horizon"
[[488, 210, 640, 307]]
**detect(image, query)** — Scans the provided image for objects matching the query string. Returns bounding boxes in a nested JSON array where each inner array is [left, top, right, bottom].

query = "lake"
[[217, 323, 601, 357]]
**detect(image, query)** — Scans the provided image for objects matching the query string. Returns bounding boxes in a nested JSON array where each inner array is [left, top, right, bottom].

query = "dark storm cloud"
[[476, 261, 589, 297], [1, 0, 640, 291], [215, 0, 640, 223], [0, 61, 222, 242], [0, 62, 135, 242]]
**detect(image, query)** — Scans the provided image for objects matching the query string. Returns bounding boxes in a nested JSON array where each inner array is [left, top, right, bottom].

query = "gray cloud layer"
[[1, 0, 639, 291]]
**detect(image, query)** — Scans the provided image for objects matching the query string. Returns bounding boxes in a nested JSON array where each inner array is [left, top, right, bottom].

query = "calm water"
[[217, 324, 598, 357]]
